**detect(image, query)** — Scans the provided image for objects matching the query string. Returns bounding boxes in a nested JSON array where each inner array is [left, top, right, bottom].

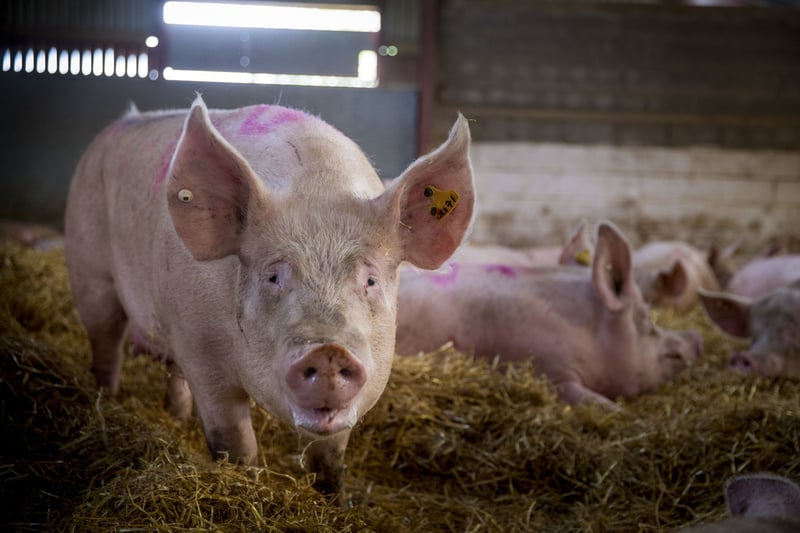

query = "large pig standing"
[[396, 222, 702, 408], [64, 96, 474, 498], [699, 280, 800, 378], [632, 241, 721, 312]]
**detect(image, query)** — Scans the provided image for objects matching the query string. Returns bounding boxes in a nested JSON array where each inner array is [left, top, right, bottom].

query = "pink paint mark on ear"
[[428, 263, 460, 286], [240, 105, 306, 136], [483, 264, 518, 277], [151, 135, 179, 198]]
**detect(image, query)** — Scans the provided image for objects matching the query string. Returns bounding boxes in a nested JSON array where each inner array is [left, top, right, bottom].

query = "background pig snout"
[[287, 344, 366, 410], [729, 350, 756, 373]]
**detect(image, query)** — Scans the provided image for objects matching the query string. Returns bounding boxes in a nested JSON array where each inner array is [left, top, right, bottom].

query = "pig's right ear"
[[697, 289, 751, 338], [380, 115, 475, 270], [725, 473, 800, 518], [167, 97, 259, 261], [591, 222, 637, 312]]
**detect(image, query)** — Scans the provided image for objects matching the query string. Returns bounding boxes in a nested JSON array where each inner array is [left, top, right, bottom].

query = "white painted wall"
[[467, 142, 800, 253]]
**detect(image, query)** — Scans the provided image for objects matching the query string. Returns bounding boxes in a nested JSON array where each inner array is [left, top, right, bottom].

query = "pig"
[[724, 255, 800, 299], [632, 241, 721, 312], [64, 96, 475, 499], [396, 222, 703, 408], [451, 220, 593, 267], [678, 473, 800, 533], [698, 280, 800, 378]]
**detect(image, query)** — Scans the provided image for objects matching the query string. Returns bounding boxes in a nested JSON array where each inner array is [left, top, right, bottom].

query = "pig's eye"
[[366, 277, 377, 288], [268, 274, 279, 284]]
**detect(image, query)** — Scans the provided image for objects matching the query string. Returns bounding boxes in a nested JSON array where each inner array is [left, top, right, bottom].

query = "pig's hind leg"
[[72, 276, 128, 395]]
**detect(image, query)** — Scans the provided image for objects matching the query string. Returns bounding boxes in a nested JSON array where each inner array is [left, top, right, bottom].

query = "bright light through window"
[[163, 1, 380, 32]]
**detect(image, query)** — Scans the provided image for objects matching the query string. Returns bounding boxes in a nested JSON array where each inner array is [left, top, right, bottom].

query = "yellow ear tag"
[[424, 185, 460, 221], [574, 248, 592, 266]]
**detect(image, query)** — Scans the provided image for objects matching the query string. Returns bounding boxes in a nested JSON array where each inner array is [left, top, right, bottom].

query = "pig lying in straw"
[[64, 96, 474, 499], [632, 241, 722, 312], [450, 220, 594, 267], [396, 221, 702, 408], [723, 254, 800, 299], [678, 473, 800, 533], [699, 280, 800, 378]]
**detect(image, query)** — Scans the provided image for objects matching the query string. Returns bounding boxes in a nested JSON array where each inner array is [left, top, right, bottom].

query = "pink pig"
[[724, 255, 800, 299], [64, 96, 475, 498], [678, 473, 800, 533], [396, 222, 703, 408], [632, 241, 722, 312], [451, 220, 593, 267], [699, 280, 800, 378]]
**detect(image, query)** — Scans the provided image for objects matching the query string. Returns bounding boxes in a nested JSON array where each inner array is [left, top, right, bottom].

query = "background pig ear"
[[168, 97, 257, 261], [558, 220, 593, 266], [657, 260, 688, 298], [725, 473, 800, 518], [698, 289, 751, 338], [591, 222, 636, 312], [383, 114, 475, 269]]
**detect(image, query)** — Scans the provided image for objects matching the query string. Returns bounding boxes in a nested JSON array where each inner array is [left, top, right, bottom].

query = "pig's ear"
[[657, 260, 688, 299], [698, 289, 751, 338], [591, 222, 637, 312], [382, 115, 475, 270], [558, 220, 593, 266], [725, 473, 800, 518], [167, 97, 258, 261]]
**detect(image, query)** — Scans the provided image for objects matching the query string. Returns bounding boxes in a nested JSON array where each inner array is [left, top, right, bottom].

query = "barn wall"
[[0, 75, 417, 229], [434, 0, 800, 251], [468, 142, 800, 251]]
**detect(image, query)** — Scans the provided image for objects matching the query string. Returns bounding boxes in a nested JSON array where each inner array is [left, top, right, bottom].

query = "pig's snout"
[[729, 351, 755, 374], [287, 344, 366, 411]]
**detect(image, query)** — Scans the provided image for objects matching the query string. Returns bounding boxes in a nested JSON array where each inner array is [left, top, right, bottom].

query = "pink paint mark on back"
[[240, 105, 306, 136], [151, 135, 179, 198], [483, 264, 518, 277], [428, 263, 460, 286]]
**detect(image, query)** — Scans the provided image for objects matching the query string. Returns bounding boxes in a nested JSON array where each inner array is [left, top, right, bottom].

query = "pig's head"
[[699, 283, 800, 379], [591, 222, 702, 394], [166, 97, 474, 437]]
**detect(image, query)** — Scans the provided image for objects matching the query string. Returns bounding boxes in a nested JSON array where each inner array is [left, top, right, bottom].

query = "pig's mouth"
[[291, 404, 358, 437]]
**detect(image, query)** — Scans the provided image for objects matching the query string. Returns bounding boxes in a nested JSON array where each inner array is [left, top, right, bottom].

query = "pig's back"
[[727, 255, 800, 299]]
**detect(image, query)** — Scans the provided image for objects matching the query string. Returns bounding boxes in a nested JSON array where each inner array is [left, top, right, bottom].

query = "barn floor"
[[1, 244, 798, 532]]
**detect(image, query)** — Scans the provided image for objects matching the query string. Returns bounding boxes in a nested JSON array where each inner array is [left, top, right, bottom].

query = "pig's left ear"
[[591, 222, 638, 312], [381, 115, 475, 270], [697, 288, 751, 338], [168, 97, 259, 261]]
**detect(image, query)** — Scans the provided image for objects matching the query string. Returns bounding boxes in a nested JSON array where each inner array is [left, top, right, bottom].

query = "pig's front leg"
[[164, 360, 193, 420], [190, 379, 258, 465], [303, 429, 352, 503], [556, 381, 622, 410]]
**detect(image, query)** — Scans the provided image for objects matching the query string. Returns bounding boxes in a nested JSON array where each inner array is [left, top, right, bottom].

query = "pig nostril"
[[303, 367, 317, 379]]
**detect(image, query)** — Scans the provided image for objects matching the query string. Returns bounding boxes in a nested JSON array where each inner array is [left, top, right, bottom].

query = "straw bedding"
[[1, 244, 798, 532]]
